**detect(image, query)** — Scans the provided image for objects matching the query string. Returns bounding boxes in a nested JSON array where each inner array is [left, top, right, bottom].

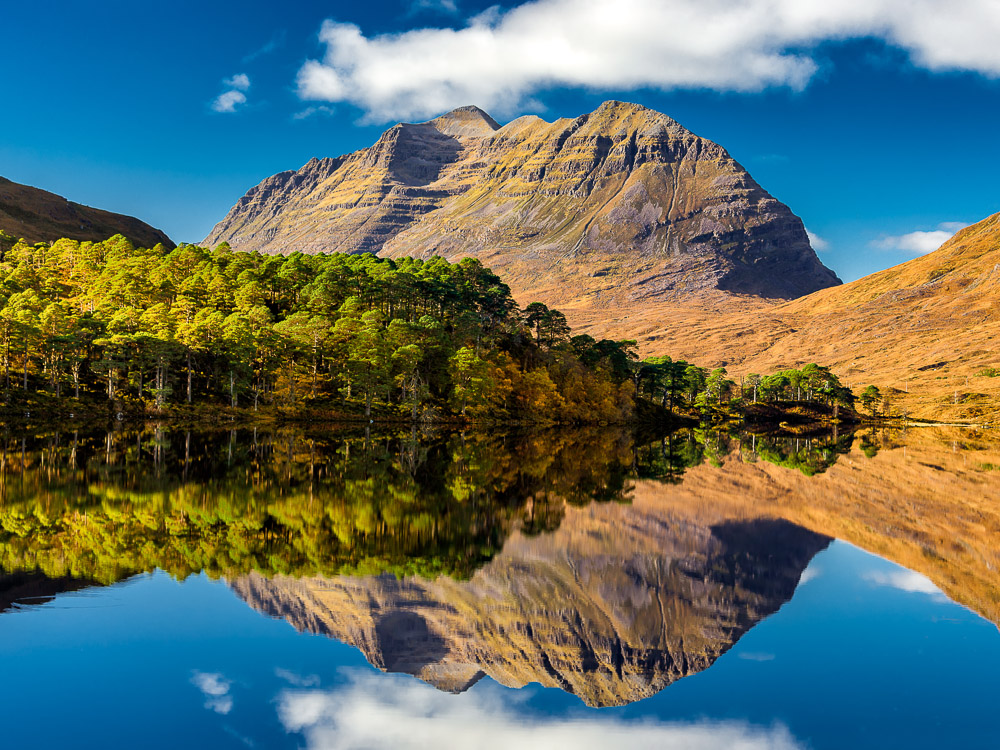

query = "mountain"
[[205, 101, 839, 306], [231, 501, 829, 708], [617, 212, 1000, 423], [0, 176, 173, 249]]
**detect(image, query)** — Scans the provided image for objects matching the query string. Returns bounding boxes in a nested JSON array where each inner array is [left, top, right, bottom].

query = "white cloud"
[[874, 221, 968, 254], [277, 670, 805, 750], [296, 0, 1000, 121], [192, 671, 234, 714], [938, 221, 970, 233], [211, 74, 251, 113], [224, 73, 251, 91], [863, 569, 947, 599], [805, 230, 830, 252], [798, 566, 821, 585], [212, 90, 248, 113]]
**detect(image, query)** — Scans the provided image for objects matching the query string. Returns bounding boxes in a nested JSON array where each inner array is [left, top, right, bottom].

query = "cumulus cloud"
[[874, 221, 968, 254], [277, 670, 804, 750], [863, 569, 947, 599], [192, 671, 234, 714], [805, 230, 830, 252], [296, 0, 1000, 121], [212, 74, 251, 113]]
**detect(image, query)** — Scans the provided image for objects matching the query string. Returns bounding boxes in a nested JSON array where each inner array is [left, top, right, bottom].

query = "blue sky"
[[2, 0, 999, 282]]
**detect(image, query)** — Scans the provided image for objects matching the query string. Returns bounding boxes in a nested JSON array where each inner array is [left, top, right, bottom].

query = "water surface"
[[1, 424, 998, 748]]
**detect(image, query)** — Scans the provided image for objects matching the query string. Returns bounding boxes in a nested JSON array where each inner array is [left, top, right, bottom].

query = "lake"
[[1, 424, 998, 748]]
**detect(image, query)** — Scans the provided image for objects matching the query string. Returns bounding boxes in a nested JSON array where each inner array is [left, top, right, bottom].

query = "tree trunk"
[[410, 374, 420, 421], [230, 370, 237, 407], [186, 349, 192, 404]]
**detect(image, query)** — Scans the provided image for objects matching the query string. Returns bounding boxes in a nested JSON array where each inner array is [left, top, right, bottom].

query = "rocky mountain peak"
[[425, 105, 501, 139], [204, 100, 841, 307]]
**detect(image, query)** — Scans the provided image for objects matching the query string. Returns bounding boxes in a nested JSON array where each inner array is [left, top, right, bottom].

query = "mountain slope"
[[613, 212, 1000, 422], [205, 101, 839, 305], [0, 176, 173, 249]]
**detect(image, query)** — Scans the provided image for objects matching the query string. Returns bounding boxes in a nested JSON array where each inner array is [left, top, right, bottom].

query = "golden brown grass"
[[565, 212, 1000, 423]]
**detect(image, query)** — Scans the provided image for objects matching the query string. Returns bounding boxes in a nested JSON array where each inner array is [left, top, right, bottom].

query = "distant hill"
[[0, 176, 173, 249], [205, 100, 839, 305], [606, 212, 1000, 423]]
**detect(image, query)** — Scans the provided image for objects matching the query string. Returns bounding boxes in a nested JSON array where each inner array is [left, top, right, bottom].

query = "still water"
[[0, 424, 998, 748]]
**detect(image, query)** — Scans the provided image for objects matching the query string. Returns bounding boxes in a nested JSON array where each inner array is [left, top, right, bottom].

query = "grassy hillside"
[[573, 212, 1000, 423]]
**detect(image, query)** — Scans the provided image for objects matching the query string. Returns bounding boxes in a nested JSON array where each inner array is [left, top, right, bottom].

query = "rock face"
[[205, 101, 839, 306], [230, 498, 829, 707], [0, 176, 173, 249]]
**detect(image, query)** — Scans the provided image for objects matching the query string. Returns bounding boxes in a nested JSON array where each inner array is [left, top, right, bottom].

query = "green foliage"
[[860, 385, 882, 417], [0, 237, 637, 422], [975, 367, 1000, 378], [633, 356, 855, 426], [752, 432, 854, 476], [749, 364, 855, 409]]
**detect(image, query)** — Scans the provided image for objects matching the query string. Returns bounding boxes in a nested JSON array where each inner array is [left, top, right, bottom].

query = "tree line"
[[633, 358, 858, 414], [0, 232, 879, 423], [0, 235, 638, 422]]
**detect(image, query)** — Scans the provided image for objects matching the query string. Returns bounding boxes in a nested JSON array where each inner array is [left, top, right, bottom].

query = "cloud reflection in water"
[[278, 670, 804, 750]]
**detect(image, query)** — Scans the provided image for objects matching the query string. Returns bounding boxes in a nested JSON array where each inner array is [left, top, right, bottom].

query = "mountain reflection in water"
[[234, 512, 828, 707], [1, 423, 999, 709]]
